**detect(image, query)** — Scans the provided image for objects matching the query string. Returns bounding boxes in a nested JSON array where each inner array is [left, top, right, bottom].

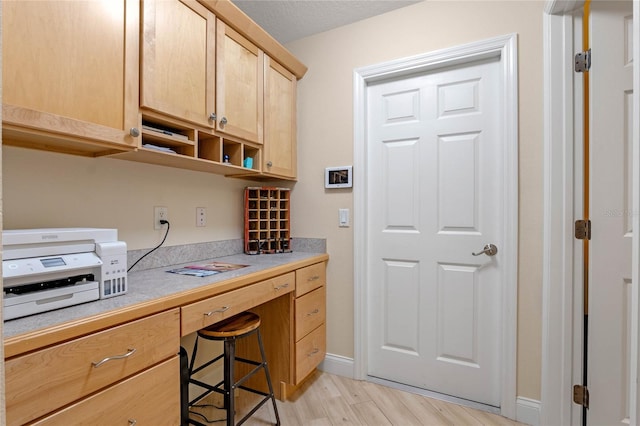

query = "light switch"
[[339, 208, 350, 227]]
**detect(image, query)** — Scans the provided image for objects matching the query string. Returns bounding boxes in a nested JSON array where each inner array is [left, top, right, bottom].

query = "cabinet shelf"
[[244, 187, 291, 254], [115, 114, 261, 176]]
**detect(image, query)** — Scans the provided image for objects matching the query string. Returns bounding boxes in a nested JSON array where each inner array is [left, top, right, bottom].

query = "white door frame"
[[353, 33, 519, 419], [541, 1, 640, 424]]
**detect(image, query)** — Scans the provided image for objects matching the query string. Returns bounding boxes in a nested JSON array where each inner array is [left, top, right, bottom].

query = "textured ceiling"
[[231, 0, 423, 44]]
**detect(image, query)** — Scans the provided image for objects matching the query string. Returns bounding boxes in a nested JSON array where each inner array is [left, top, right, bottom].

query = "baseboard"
[[318, 353, 355, 379], [516, 397, 541, 426]]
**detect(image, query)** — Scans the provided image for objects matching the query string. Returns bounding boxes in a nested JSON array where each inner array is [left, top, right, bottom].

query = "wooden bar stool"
[[187, 311, 281, 426]]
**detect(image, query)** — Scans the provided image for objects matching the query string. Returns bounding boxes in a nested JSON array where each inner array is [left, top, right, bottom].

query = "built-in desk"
[[3, 252, 328, 426]]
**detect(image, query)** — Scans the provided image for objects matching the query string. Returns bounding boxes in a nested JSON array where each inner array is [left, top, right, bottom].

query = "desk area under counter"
[[3, 251, 328, 426]]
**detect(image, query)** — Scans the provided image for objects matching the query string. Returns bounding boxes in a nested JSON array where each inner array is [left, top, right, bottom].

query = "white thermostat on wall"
[[325, 166, 353, 189]]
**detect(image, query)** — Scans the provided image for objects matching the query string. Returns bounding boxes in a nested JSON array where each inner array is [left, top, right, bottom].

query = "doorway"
[[353, 34, 519, 418], [541, 1, 640, 424]]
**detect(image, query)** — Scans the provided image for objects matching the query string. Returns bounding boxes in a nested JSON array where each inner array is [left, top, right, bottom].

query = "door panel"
[[588, 1, 633, 424], [367, 58, 502, 406]]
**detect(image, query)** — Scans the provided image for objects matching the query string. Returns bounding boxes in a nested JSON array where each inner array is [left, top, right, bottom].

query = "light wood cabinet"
[[2, 0, 140, 156], [216, 20, 264, 144], [295, 323, 327, 383], [5, 309, 180, 426], [293, 263, 327, 384], [264, 56, 298, 179], [181, 272, 294, 336], [3, 0, 305, 180], [295, 287, 326, 342], [141, 0, 216, 128], [31, 357, 181, 426], [296, 262, 326, 297]]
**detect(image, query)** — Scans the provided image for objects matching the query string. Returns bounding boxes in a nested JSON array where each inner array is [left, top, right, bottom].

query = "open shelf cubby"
[[244, 187, 291, 254], [130, 113, 261, 176]]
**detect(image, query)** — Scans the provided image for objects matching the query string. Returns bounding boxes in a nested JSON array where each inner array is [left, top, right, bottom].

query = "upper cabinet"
[[2, 0, 140, 155], [216, 20, 263, 144], [2, 0, 307, 180], [263, 57, 297, 179], [140, 0, 216, 129]]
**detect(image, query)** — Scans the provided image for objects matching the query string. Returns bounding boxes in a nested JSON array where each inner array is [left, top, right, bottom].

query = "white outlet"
[[196, 207, 206, 227], [154, 206, 168, 230]]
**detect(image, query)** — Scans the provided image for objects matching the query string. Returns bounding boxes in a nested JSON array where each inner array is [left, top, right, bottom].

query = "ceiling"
[[231, 0, 423, 44]]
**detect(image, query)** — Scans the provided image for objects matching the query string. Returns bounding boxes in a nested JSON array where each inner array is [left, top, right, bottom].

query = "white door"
[[588, 1, 633, 424], [366, 57, 503, 406]]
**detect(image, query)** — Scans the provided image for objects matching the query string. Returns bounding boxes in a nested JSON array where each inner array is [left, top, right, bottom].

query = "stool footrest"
[[191, 353, 224, 376]]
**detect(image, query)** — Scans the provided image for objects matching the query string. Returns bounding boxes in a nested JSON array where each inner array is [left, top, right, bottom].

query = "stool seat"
[[199, 312, 260, 338]]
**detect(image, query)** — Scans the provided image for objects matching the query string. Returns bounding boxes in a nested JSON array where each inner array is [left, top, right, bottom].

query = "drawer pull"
[[307, 275, 320, 282], [307, 309, 320, 316], [308, 348, 320, 357], [274, 283, 290, 290], [204, 306, 230, 316], [128, 420, 137, 426], [92, 348, 136, 368]]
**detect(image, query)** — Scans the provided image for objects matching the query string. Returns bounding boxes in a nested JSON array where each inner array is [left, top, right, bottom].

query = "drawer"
[[295, 286, 326, 342], [295, 262, 325, 297], [181, 272, 294, 336], [295, 324, 326, 384], [32, 356, 181, 425], [6, 308, 180, 426]]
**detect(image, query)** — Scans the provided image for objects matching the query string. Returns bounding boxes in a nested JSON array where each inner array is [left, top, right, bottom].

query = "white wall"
[[285, 0, 545, 400], [3, 147, 263, 250]]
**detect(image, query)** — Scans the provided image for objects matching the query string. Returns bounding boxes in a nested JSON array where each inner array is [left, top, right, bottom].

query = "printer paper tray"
[[4, 281, 100, 321]]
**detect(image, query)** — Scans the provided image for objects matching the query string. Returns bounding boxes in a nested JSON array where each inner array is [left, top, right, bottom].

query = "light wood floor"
[[189, 370, 527, 425]]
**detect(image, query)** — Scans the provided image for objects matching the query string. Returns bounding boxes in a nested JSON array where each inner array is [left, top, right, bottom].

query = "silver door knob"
[[472, 244, 498, 257]]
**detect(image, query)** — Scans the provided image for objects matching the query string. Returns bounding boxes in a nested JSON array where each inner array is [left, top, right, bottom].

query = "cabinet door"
[[2, 0, 139, 152], [216, 20, 264, 144], [141, 0, 215, 128], [264, 56, 297, 178]]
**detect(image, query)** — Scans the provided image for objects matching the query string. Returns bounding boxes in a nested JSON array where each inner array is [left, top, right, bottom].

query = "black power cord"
[[127, 220, 170, 273]]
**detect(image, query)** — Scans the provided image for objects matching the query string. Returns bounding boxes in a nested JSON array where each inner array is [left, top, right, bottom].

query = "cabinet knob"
[[129, 127, 140, 137], [209, 113, 217, 121], [220, 116, 228, 126], [266, 161, 273, 168]]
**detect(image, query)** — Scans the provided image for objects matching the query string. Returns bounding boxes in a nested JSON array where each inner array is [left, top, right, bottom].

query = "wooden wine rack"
[[244, 187, 291, 254]]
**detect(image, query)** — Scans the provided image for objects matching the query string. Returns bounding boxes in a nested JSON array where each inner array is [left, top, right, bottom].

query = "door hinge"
[[575, 219, 592, 240], [573, 384, 590, 408], [575, 49, 591, 72]]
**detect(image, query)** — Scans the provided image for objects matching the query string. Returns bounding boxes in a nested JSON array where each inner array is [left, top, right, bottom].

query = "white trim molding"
[[630, 0, 640, 423], [353, 33, 519, 419], [541, 8, 581, 426], [319, 353, 355, 379], [516, 397, 541, 426]]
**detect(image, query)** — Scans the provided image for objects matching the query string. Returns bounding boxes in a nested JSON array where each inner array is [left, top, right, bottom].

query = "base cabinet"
[[31, 357, 181, 426], [5, 309, 180, 426], [4, 258, 327, 424], [293, 263, 327, 384]]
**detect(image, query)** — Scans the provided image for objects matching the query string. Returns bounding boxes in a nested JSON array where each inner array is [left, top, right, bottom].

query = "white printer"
[[2, 228, 127, 320]]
